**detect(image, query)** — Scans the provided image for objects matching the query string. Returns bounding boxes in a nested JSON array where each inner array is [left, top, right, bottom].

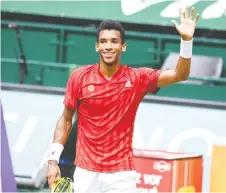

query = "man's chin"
[[103, 59, 117, 65]]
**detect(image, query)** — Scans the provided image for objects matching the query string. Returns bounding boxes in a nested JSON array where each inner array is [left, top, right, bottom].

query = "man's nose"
[[105, 42, 113, 50], [105, 47, 113, 51]]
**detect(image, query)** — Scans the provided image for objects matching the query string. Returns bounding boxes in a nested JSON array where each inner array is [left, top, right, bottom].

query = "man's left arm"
[[157, 7, 199, 88]]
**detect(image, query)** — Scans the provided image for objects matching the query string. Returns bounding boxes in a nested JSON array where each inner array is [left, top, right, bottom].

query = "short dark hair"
[[97, 20, 125, 44]]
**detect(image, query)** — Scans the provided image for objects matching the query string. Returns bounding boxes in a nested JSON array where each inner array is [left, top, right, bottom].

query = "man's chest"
[[78, 74, 138, 108]]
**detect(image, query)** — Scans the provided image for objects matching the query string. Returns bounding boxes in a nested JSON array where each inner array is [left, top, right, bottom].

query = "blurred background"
[[1, 0, 226, 192]]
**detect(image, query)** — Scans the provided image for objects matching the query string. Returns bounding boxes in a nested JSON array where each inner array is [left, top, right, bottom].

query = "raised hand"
[[172, 7, 199, 41]]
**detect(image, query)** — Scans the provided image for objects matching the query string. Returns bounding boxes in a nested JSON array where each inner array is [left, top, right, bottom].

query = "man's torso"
[[74, 64, 145, 172], [64, 63, 161, 172]]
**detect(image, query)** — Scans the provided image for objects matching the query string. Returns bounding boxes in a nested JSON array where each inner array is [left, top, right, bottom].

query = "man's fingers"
[[179, 8, 184, 21], [57, 170, 61, 179], [172, 20, 180, 32], [48, 176, 56, 190], [194, 14, 200, 23], [185, 7, 189, 18], [190, 7, 195, 19]]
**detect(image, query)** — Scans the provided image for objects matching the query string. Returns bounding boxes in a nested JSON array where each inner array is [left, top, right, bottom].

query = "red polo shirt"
[[63, 64, 161, 172]]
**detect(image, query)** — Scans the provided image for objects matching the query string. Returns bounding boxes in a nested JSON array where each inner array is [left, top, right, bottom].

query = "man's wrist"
[[48, 160, 58, 165], [182, 36, 193, 41], [46, 143, 64, 164], [180, 38, 193, 59]]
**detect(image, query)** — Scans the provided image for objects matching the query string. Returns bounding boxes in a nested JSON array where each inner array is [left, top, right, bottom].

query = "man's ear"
[[122, 43, 127, 52], [95, 43, 99, 52]]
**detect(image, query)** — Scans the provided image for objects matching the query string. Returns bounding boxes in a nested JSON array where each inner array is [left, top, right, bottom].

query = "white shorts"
[[73, 166, 138, 193]]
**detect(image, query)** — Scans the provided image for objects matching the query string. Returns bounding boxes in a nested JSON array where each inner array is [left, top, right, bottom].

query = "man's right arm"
[[46, 105, 75, 190], [52, 105, 75, 146], [47, 68, 78, 164], [46, 69, 79, 190]]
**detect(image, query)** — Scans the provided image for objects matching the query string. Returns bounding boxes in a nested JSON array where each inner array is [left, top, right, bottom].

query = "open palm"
[[172, 7, 200, 41]]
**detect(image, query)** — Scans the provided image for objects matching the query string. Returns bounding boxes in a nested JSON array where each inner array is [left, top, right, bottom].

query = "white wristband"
[[46, 143, 64, 163], [180, 38, 193, 59]]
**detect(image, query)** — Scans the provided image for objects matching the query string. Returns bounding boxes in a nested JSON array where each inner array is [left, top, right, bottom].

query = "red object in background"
[[133, 149, 203, 192]]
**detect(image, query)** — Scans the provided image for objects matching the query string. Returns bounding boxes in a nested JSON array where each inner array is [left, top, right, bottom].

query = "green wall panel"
[[1, 26, 58, 62], [65, 32, 99, 64], [122, 37, 156, 65], [1, 62, 20, 83], [163, 40, 180, 53], [42, 68, 68, 88], [1, 28, 18, 59], [20, 29, 58, 62], [156, 83, 226, 102], [1, 61, 42, 85], [24, 65, 42, 85]]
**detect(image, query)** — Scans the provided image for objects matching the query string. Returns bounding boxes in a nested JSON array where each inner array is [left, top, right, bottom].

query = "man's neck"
[[99, 62, 121, 79]]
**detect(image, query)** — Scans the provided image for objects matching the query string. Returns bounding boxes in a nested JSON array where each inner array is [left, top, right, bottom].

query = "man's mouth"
[[102, 52, 115, 58]]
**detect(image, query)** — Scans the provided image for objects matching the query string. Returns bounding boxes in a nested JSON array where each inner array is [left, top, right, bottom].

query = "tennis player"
[[46, 7, 199, 193]]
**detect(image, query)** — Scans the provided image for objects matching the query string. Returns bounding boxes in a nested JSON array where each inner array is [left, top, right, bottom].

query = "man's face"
[[96, 30, 126, 65]]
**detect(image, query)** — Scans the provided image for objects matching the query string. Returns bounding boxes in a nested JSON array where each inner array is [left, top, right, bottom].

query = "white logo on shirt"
[[88, 85, 95, 92], [125, 80, 133, 88]]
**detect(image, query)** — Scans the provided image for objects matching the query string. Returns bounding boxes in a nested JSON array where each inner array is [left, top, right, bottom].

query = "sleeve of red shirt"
[[63, 70, 80, 110], [138, 67, 162, 95]]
